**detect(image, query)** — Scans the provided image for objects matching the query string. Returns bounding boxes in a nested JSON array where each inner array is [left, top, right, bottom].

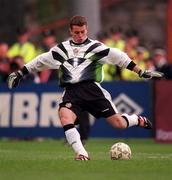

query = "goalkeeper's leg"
[[106, 113, 152, 129], [59, 107, 90, 160]]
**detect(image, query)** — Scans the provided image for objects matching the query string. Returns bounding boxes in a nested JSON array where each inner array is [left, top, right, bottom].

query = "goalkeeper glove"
[[7, 71, 23, 89], [138, 70, 152, 79]]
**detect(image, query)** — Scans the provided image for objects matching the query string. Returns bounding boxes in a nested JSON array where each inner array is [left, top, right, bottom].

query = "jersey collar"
[[70, 38, 91, 47]]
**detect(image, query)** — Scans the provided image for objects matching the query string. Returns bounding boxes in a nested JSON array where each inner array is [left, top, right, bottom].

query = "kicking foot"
[[138, 116, 152, 129], [75, 154, 90, 161]]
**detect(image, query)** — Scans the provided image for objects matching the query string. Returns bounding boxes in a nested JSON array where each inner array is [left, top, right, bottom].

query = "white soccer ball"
[[110, 142, 131, 160]]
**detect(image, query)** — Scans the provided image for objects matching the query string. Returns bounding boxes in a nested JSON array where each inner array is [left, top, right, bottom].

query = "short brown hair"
[[69, 15, 87, 29]]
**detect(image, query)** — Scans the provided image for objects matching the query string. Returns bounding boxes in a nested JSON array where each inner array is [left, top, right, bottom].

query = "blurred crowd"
[[1, 26, 172, 84], [0, 28, 58, 84], [97, 27, 172, 81]]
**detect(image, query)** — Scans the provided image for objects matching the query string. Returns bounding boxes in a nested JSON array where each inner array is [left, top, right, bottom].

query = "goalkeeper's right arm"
[[7, 49, 62, 89]]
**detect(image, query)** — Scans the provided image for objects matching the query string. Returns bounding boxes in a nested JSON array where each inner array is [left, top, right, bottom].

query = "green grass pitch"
[[0, 138, 172, 180]]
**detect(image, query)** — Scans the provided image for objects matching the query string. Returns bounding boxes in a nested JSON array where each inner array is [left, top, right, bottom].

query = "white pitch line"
[[134, 152, 172, 159]]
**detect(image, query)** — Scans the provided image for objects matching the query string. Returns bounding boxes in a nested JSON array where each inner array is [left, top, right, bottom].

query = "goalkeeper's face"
[[70, 25, 88, 43]]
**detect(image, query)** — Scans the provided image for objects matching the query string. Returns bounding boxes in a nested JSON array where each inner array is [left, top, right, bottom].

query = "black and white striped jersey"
[[25, 38, 132, 86]]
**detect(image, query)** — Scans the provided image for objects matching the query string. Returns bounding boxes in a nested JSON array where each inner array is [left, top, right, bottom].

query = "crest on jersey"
[[73, 48, 79, 56]]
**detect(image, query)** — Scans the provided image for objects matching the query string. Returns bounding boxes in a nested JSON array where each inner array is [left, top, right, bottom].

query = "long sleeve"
[[99, 45, 132, 68], [25, 50, 61, 73]]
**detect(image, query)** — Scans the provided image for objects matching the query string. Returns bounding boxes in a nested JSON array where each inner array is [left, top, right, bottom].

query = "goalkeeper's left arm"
[[101, 46, 153, 79]]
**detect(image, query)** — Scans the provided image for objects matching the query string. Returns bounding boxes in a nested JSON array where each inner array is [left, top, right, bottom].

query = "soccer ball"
[[110, 142, 131, 160]]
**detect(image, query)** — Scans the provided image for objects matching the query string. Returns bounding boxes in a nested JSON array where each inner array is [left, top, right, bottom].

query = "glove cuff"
[[21, 66, 29, 76], [138, 70, 143, 77], [17, 66, 29, 77], [17, 70, 23, 77]]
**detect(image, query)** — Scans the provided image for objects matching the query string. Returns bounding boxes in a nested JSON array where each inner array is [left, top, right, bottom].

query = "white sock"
[[122, 113, 139, 127], [65, 128, 88, 157]]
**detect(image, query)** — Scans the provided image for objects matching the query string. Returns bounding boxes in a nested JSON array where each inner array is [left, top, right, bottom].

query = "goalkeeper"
[[8, 15, 157, 161]]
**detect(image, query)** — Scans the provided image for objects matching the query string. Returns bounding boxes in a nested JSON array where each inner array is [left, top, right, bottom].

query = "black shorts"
[[59, 81, 118, 119]]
